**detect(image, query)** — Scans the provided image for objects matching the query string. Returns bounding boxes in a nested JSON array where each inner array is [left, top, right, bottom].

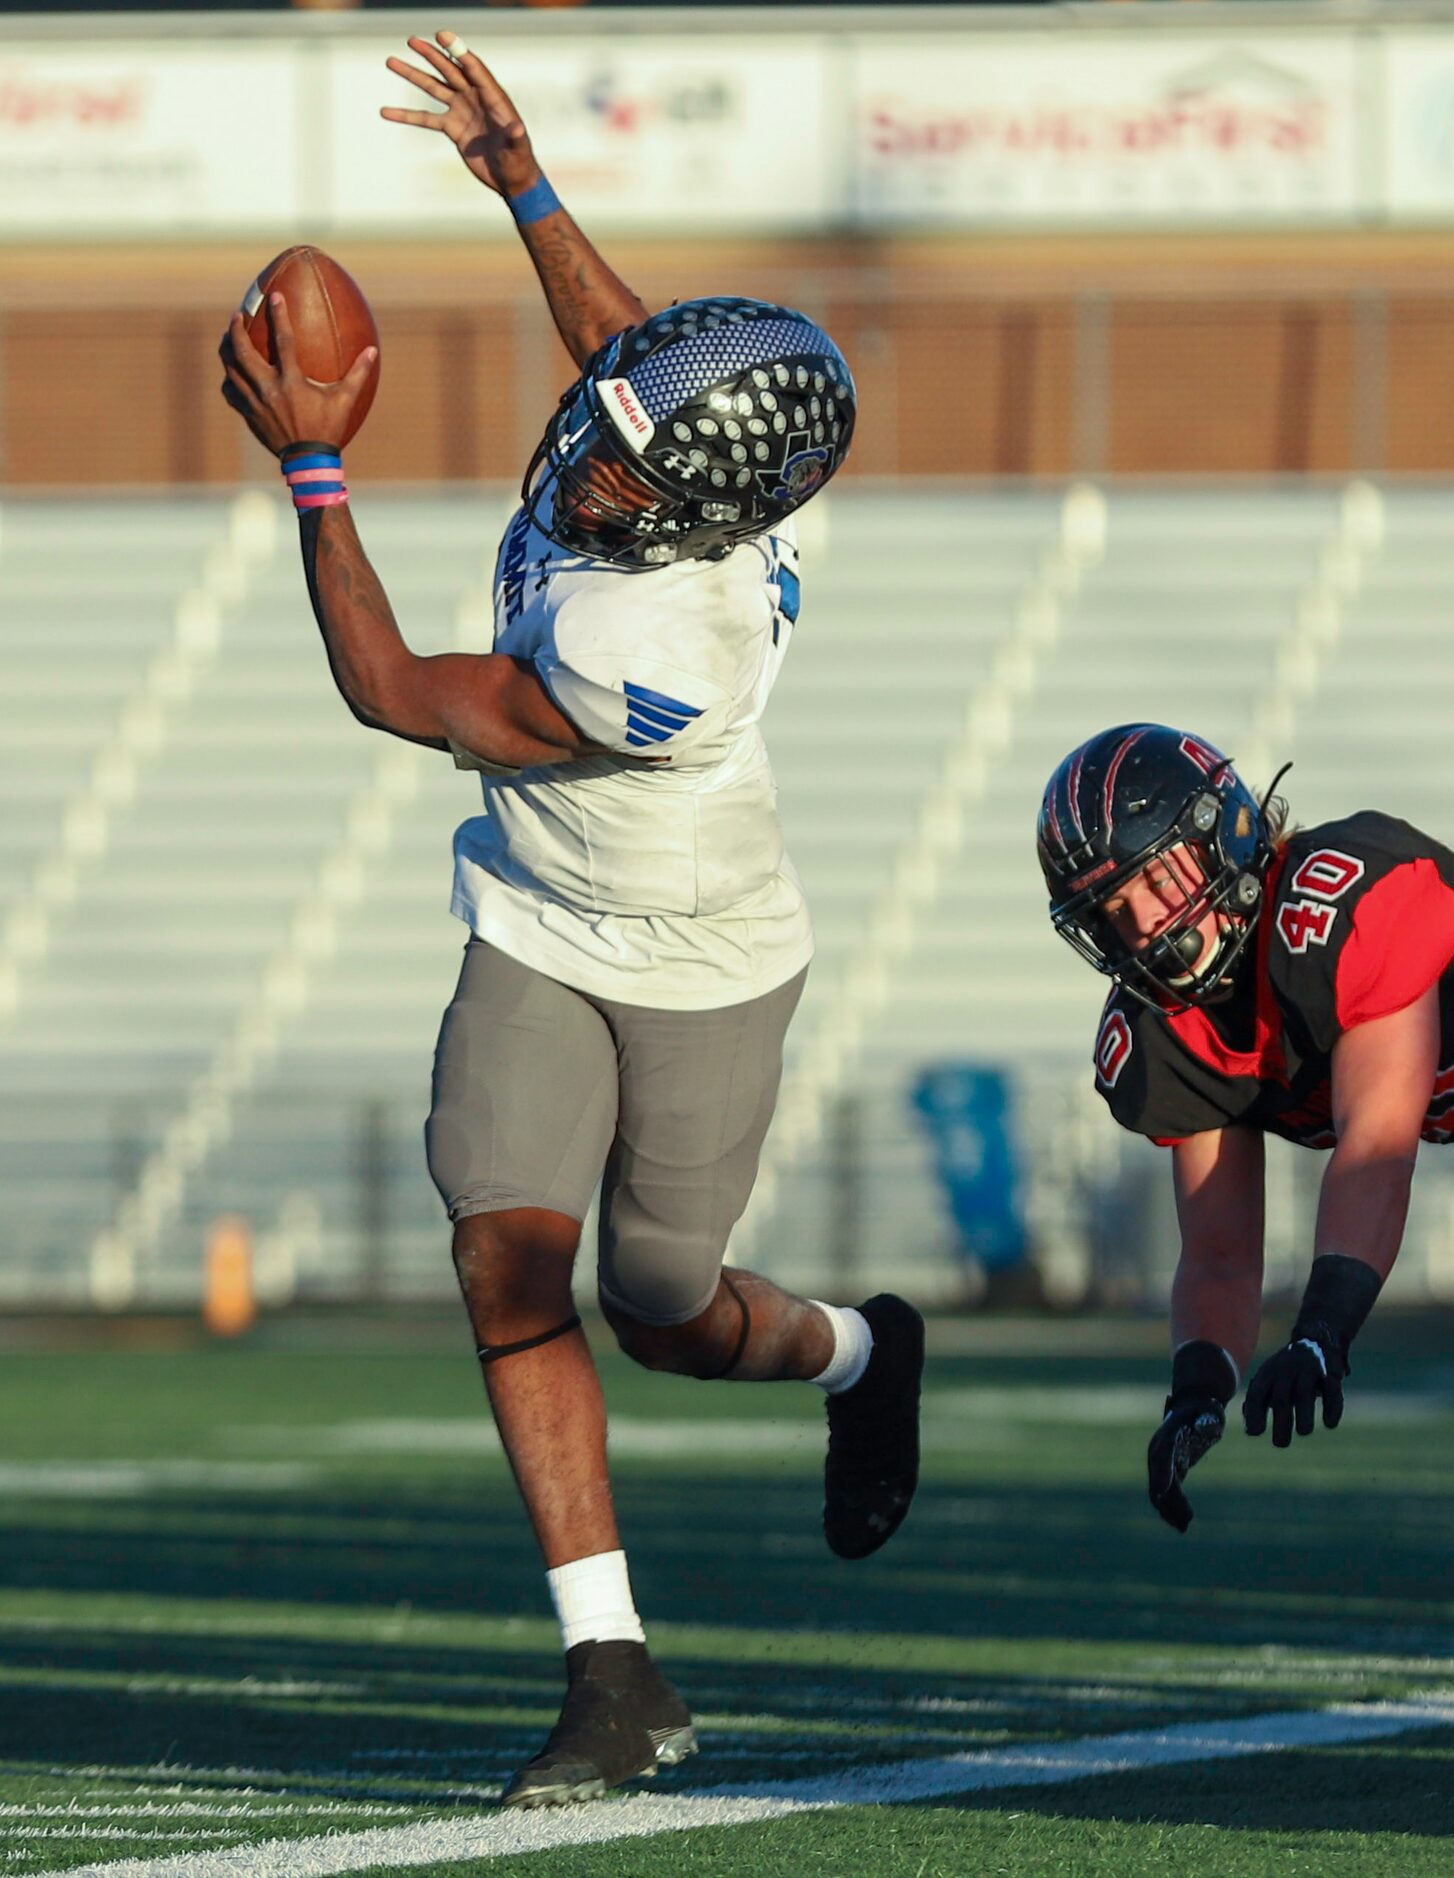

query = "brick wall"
[[4, 232, 1453, 485]]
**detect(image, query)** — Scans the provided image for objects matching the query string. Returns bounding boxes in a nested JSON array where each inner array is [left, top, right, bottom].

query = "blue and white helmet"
[[523, 296, 857, 567]]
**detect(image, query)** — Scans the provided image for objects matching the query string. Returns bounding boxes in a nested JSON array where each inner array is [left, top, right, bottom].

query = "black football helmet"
[[523, 296, 856, 567], [1037, 724, 1276, 1011]]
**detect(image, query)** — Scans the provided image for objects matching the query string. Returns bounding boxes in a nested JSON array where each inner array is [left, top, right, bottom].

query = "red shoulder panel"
[[1336, 859, 1454, 1030]]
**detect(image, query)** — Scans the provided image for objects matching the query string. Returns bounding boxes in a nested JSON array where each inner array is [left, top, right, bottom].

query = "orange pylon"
[[204, 1215, 256, 1338]]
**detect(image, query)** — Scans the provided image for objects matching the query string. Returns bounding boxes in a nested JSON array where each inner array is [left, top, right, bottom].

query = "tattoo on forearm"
[[526, 217, 648, 364], [295, 511, 448, 755], [533, 227, 590, 334], [298, 508, 405, 718], [313, 515, 394, 628]]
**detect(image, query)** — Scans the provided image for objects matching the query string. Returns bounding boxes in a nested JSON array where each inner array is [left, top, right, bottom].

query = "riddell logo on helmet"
[[597, 378, 655, 452], [1071, 857, 1119, 892]]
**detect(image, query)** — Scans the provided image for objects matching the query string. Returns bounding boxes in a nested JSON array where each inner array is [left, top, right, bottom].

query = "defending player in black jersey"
[[1038, 724, 1454, 1530]]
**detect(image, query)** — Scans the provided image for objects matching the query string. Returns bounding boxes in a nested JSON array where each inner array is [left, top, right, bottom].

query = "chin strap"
[[1259, 760, 1294, 820], [477, 1314, 582, 1365], [702, 1273, 752, 1381]]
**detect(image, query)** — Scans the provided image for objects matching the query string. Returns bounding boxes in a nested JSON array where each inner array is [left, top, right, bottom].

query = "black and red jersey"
[[1092, 813, 1454, 1150]]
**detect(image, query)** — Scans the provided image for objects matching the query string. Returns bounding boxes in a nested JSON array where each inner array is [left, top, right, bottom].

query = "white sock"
[[546, 1549, 646, 1651], [809, 1301, 873, 1394]]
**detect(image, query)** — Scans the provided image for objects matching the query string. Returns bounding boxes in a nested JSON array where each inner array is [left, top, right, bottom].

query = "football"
[[239, 246, 381, 445]]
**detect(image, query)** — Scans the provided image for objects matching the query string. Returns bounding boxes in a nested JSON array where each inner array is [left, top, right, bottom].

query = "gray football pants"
[[426, 939, 807, 1325]]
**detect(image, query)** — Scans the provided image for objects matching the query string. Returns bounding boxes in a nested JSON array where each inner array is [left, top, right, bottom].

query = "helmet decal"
[[1069, 854, 1121, 894], [774, 447, 830, 500], [1179, 734, 1226, 777], [1099, 728, 1147, 835], [1061, 749, 1085, 839], [1043, 778, 1066, 851], [597, 378, 655, 451]]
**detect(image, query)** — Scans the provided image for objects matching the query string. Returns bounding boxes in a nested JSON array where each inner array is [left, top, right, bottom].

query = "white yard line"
[[0, 1462, 317, 1497], [225, 1388, 1454, 1461], [46, 1694, 1454, 1878]]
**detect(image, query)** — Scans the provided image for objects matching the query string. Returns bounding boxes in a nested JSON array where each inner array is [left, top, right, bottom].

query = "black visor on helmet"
[[1038, 725, 1274, 1013], [523, 374, 690, 564]]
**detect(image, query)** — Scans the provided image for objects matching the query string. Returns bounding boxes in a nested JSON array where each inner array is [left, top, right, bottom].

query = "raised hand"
[[381, 31, 541, 199], [219, 295, 376, 458]]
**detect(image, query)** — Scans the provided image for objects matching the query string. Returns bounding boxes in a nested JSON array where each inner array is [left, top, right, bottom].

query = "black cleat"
[[500, 1639, 697, 1809], [823, 1293, 925, 1560]]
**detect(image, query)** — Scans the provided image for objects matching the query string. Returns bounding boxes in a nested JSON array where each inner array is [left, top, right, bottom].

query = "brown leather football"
[[239, 246, 381, 446]]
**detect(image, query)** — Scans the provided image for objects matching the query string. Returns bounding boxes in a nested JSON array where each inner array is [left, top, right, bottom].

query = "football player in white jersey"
[[220, 30, 924, 1808]]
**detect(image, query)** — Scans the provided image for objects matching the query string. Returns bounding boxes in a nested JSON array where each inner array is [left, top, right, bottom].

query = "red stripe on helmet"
[[1064, 748, 1087, 841], [1044, 783, 1066, 852], [1101, 729, 1148, 838]]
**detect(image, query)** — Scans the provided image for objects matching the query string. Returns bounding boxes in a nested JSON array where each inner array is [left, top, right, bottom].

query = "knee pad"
[[597, 1207, 727, 1329]]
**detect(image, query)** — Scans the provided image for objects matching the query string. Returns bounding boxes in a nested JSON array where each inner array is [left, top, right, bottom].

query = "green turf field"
[[0, 1311, 1450, 1875]]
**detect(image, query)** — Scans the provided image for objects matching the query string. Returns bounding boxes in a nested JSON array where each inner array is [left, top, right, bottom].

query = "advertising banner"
[[852, 32, 1364, 226], [326, 37, 832, 234], [1385, 33, 1454, 222], [0, 24, 1422, 241], [0, 47, 300, 235]]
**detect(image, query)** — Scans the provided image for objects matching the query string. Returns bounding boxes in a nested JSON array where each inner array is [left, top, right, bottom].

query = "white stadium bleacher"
[[4, 483, 1454, 1310]]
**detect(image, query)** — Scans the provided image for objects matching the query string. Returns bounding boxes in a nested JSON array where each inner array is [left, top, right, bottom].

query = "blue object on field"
[[910, 1064, 1025, 1272]]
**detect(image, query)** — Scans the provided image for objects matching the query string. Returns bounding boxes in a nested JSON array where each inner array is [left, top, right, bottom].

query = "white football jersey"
[[448, 505, 812, 1009]]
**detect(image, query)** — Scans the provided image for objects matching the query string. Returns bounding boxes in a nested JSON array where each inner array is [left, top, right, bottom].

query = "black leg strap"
[[477, 1314, 582, 1365], [703, 1274, 752, 1381]]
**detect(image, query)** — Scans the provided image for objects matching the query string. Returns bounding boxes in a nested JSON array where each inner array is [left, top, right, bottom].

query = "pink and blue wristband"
[[281, 446, 348, 513]]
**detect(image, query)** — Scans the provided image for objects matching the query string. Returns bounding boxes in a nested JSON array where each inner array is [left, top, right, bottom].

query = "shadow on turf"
[[940, 1736, 1454, 1837], [0, 1634, 1449, 1843], [3, 1621, 1451, 1842], [0, 1463, 1450, 1826], [0, 1467, 1451, 1646], [0, 1320, 1450, 1834]]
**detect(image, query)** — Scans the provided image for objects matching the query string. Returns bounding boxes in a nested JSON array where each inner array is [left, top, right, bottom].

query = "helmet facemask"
[[1050, 781, 1267, 1015], [523, 372, 738, 567]]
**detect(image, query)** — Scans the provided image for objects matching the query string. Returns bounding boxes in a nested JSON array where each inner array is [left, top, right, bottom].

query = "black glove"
[[1242, 1334, 1345, 1445], [1147, 1341, 1238, 1533], [1243, 1255, 1382, 1448]]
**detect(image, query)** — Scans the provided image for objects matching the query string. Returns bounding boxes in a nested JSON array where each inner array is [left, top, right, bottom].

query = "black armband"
[[1168, 1339, 1238, 1410], [1290, 1254, 1383, 1369], [279, 439, 341, 466]]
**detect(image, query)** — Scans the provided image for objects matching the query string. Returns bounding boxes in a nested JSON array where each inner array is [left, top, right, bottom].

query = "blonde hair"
[[1262, 790, 1294, 850]]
